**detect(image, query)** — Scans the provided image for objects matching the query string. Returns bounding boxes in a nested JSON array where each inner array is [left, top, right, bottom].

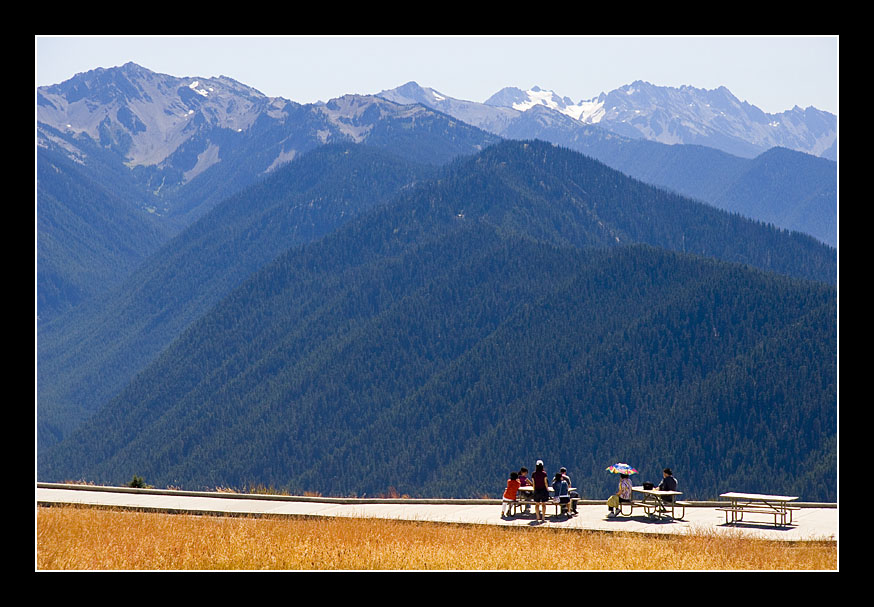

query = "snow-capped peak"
[[489, 86, 606, 124]]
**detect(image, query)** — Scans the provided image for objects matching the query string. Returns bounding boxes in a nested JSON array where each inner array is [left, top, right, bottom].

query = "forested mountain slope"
[[710, 147, 837, 247], [37, 66, 501, 324], [37, 144, 435, 445], [503, 109, 838, 247], [37, 146, 173, 321], [39, 141, 837, 501]]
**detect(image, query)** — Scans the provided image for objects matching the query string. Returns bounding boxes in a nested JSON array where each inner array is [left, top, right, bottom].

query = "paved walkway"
[[36, 484, 837, 543]]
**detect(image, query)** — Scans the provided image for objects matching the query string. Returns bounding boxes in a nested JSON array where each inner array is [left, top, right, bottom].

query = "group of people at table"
[[501, 460, 678, 521]]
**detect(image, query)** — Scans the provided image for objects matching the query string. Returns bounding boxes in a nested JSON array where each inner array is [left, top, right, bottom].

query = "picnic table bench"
[[511, 498, 577, 516], [718, 492, 799, 527], [507, 486, 578, 516], [615, 499, 689, 519], [622, 486, 687, 519]]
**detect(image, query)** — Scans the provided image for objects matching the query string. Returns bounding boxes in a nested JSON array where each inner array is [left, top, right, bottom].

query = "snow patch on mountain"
[[487, 85, 608, 124], [480, 81, 836, 160], [188, 81, 210, 97]]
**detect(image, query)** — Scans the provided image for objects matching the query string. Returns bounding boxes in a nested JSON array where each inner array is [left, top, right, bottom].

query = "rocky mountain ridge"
[[387, 80, 837, 161], [37, 63, 498, 222], [37, 62, 276, 170], [39, 64, 837, 192]]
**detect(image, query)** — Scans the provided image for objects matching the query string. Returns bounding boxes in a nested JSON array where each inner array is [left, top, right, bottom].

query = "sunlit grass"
[[36, 505, 836, 571]]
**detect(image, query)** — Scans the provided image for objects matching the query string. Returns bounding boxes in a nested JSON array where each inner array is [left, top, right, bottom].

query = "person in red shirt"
[[502, 471, 521, 517]]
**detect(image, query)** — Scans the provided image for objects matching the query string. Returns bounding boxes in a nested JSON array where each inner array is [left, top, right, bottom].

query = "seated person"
[[607, 473, 632, 517], [657, 468, 678, 502], [559, 467, 578, 513], [518, 467, 531, 487], [552, 472, 571, 515], [517, 467, 532, 513], [502, 471, 521, 516]]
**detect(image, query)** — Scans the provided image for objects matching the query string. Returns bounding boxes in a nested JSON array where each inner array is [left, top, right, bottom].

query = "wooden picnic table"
[[718, 492, 799, 527], [631, 486, 686, 519]]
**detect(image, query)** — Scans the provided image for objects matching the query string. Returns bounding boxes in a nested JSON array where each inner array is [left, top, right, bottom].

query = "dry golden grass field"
[[35, 505, 837, 571]]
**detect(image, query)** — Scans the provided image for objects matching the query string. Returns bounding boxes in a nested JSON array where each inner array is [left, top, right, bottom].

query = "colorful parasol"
[[605, 463, 638, 475]]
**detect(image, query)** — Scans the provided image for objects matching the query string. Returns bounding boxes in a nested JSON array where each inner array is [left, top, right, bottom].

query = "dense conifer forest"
[[38, 141, 837, 502]]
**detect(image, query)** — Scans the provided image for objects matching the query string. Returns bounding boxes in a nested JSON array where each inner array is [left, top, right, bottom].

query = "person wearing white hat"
[[532, 460, 549, 521]]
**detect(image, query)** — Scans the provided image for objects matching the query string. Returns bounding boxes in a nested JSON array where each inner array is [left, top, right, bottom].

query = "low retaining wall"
[[36, 482, 836, 509]]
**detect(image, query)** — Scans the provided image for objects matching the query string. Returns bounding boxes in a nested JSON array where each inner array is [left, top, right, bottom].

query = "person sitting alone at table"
[[553, 472, 571, 516], [606, 473, 633, 517], [532, 460, 549, 522], [657, 468, 678, 502], [502, 471, 521, 517]]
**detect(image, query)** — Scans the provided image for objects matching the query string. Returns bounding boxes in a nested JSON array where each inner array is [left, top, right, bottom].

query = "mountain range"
[[481, 81, 836, 160], [378, 81, 837, 247], [38, 64, 837, 252], [36, 64, 837, 501], [36, 65, 838, 324]]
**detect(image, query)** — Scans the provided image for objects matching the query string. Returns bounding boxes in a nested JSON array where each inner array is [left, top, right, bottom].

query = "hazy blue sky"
[[35, 35, 839, 115]]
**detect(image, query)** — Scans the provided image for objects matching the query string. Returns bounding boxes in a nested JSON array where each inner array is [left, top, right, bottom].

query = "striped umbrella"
[[605, 463, 638, 475]]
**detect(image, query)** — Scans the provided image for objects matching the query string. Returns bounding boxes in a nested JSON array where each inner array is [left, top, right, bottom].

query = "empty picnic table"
[[718, 492, 799, 527]]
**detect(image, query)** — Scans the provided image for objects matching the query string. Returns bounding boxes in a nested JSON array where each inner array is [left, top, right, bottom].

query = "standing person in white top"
[[606, 473, 633, 517]]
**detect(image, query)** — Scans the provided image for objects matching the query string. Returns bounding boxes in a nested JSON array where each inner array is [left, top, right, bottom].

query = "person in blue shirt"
[[559, 467, 578, 513], [552, 472, 571, 516]]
